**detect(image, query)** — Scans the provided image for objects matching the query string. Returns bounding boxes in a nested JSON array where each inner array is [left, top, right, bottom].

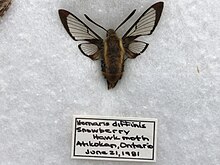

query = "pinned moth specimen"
[[0, 0, 12, 17], [59, 2, 164, 89]]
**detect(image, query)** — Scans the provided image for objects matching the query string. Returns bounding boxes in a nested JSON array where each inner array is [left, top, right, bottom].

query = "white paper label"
[[71, 115, 157, 162]]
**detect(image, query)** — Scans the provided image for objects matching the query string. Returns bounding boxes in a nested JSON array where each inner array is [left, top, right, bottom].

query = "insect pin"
[[0, 0, 12, 17], [59, 2, 164, 89]]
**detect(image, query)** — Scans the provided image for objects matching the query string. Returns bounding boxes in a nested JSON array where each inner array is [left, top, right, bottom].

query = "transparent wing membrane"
[[59, 9, 102, 41], [128, 41, 148, 54]]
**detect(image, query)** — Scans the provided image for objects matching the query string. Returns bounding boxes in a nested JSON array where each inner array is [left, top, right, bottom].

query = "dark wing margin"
[[122, 2, 164, 39], [122, 2, 163, 59], [58, 9, 103, 60]]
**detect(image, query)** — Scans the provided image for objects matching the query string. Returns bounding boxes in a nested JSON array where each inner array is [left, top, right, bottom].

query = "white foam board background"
[[0, 0, 219, 164]]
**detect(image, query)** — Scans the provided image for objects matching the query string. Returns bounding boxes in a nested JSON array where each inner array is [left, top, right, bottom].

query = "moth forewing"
[[58, 2, 164, 89], [122, 2, 164, 39]]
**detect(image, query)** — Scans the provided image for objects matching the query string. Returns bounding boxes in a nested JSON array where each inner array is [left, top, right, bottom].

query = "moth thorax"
[[106, 29, 116, 37]]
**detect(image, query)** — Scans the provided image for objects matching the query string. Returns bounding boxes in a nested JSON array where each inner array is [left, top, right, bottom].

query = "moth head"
[[106, 29, 116, 37]]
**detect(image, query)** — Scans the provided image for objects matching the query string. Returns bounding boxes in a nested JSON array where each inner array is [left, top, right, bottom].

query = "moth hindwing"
[[58, 2, 164, 89]]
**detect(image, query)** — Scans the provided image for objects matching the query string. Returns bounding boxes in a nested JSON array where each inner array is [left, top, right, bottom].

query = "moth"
[[0, 0, 12, 17], [59, 2, 164, 89]]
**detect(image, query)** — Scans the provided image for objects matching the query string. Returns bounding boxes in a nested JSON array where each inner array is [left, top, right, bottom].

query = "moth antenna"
[[84, 14, 107, 32], [115, 9, 136, 32]]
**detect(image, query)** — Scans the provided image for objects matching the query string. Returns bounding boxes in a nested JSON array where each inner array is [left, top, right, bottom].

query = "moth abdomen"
[[102, 72, 123, 89], [102, 34, 125, 89]]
